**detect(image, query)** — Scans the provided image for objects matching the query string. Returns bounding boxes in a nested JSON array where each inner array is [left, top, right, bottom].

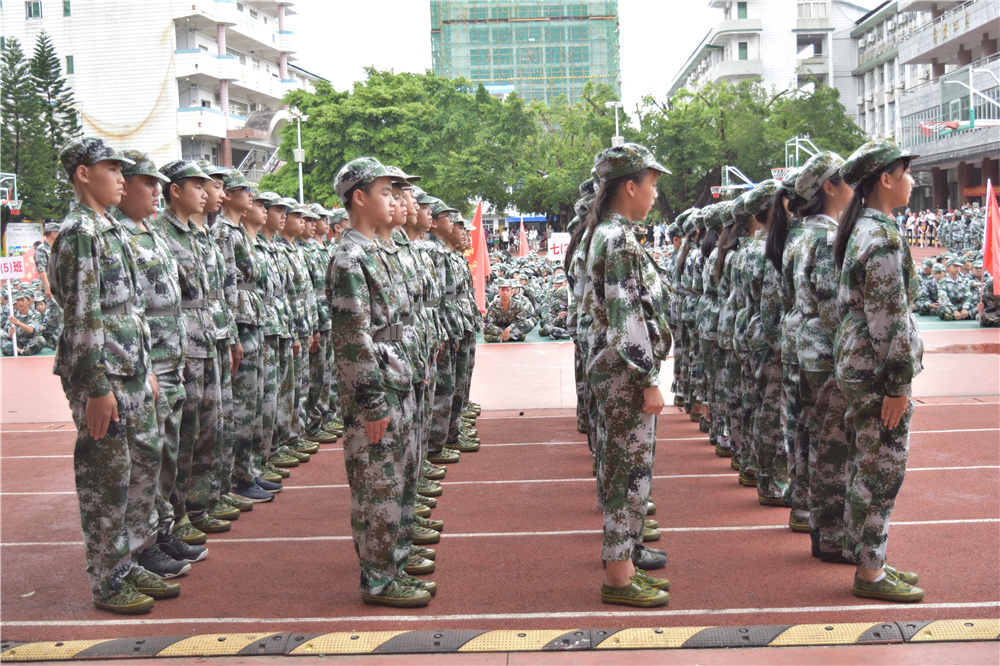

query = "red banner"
[[466, 201, 490, 313], [962, 184, 1000, 199], [518, 220, 529, 258], [985, 179, 1000, 295]]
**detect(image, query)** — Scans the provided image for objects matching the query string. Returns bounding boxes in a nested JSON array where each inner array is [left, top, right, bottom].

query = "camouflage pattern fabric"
[[936, 276, 974, 320], [37, 300, 64, 349], [543, 284, 571, 339], [483, 294, 535, 341], [34, 241, 51, 277], [232, 325, 263, 488], [59, 136, 135, 177], [3, 307, 45, 355], [914, 275, 942, 316], [780, 218, 808, 512], [176, 356, 221, 520], [979, 275, 999, 327], [802, 369, 849, 554]]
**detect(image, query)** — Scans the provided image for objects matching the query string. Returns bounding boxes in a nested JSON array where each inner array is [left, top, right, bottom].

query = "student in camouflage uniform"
[[33, 223, 59, 300], [483, 279, 536, 341], [582, 144, 671, 608], [789, 153, 856, 562], [936, 257, 974, 320], [566, 183, 597, 436], [915, 263, 946, 315], [51, 137, 176, 613], [834, 140, 924, 603], [543, 273, 571, 339], [300, 204, 338, 444], [327, 157, 432, 608], [696, 204, 725, 448], [3, 291, 45, 355], [978, 273, 1000, 326], [717, 197, 749, 466], [111, 150, 205, 574], [34, 295, 62, 349]]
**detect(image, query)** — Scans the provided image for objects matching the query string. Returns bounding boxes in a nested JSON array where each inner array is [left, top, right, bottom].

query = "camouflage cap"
[[553, 272, 567, 283], [308, 203, 328, 218], [13, 290, 31, 301], [384, 165, 421, 185], [574, 194, 595, 218], [592, 143, 670, 185], [34, 293, 45, 303], [746, 179, 781, 219], [43, 221, 61, 234], [795, 152, 845, 202], [674, 208, 697, 228], [334, 156, 392, 200], [921, 257, 934, 268], [59, 137, 135, 177], [279, 197, 299, 209], [293, 204, 319, 219], [842, 140, 919, 190], [159, 160, 211, 183], [947, 256, 964, 266], [330, 208, 348, 222], [973, 259, 984, 268], [495, 278, 512, 288], [681, 209, 700, 236], [667, 222, 681, 237], [221, 169, 252, 190], [256, 191, 283, 207], [781, 167, 804, 193], [729, 192, 752, 227], [579, 177, 598, 197], [931, 263, 946, 272], [703, 203, 725, 230], [120, 150, 170, 183], [692, 205, 710, 231], [430, 200, 459, 218], [196, 160, 230, 177]]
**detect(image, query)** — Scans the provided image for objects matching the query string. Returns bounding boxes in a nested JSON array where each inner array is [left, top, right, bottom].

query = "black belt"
[[101, 302, 135, 315], [237, 282, 256, 292], [145, 305, 181, 317], [372, 324, 404, 342]]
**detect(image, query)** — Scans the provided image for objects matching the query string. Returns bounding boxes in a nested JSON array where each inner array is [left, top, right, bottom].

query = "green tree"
[[30, 30, 80, 147], [1, 37, 57, 223]]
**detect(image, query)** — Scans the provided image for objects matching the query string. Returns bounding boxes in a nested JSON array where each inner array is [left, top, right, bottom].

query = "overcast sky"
[[291, 1, 875, 121]]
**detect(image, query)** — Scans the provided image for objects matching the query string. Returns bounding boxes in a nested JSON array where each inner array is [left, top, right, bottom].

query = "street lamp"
[[605, 101, 624, 147], [290, 108, 309, 204]]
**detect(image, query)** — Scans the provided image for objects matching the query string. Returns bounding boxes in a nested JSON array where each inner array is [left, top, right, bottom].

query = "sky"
[[292, 1, 875, 121]]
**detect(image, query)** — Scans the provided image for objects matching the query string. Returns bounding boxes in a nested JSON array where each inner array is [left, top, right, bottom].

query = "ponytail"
[[834, 157, 911, 269], [715, 218, 750, 283], [764, 189, 790, 273], [701, 226, 721, 259]]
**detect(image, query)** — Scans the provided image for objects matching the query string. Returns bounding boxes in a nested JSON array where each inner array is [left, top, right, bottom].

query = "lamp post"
[[605, 101, 624, 147], [290, 108, 309, 204]]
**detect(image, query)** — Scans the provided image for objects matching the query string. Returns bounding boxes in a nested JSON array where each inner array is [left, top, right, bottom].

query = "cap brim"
[[649, 160, 671, 175]]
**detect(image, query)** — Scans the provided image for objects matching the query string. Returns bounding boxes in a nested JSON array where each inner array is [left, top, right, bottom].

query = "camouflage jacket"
[[426, 235, 462, 340], [697, 247, 720, 341], [781, 219, 806, 361], [938, 275, 974, 312], [50, 202, 151, 395], [568, 228, 592, 340], [452, 250, 479, 333], [484, 294, 535, 338], [327, 228, 412, 421], [305, 239, 332, 332], [376, 234, 424, 383], [544, 284, 570, 329], [153, 210, 217, 359], [274, 235, 311, 338], [980, 275, 999, 324], [33, 241, 51, 276], [392, 231, 431, 365], [716, 245, 738, 352], [835, 208, 923, 396], [211, 216, 263, 327], [730, 236, 754, 355], [582, 213, 669, 389], [7, 307, 43, 345], [413, 237, 445, 352], [257, 233, 290, 339], [915, 275, 941, 310], [743, 231, 769, 353], [194, 223, 236, 345], [794, 215, 843, 372], [294, 238, 321, 334], [38, 302, 63, 339], [684, 248, 704, 325], [111, 207, 186, 374]]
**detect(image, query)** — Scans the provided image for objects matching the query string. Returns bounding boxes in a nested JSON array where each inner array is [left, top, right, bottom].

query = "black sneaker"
[[157, 531, 208, 563], [136, 543, 191, 579], [255, 477, 282, 493], [231, 484, 274, 503]]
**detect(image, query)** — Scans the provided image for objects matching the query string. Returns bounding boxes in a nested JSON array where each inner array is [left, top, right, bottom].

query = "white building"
[[3, 0, 322, 180], [667, 0, 870, 107]]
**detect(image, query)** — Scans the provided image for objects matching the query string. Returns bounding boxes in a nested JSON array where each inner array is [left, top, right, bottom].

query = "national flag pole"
[[467, 200, 490, 314], [984, 178, 1000, 296]]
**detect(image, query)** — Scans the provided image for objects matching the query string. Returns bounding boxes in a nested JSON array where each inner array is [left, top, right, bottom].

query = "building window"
[[236, 2, 244, 12], [797, 1, 827, 19], [249, 8, 257, 19], [738, 42, 748, 61], [737, 2, 747, 19], [25, 1, 42, 19], [63, 0, 70, 16], [65, 55, 74, 74]]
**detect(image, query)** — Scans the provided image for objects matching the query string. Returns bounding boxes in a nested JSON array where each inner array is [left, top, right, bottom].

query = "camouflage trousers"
[[260, 336, 282, 462], [979, 310, 1000, 327], [667, 322, 683, 399], [840, 381, 914, 570], [342, 387, 418, 595], [914, 303, 935, 316], [2, 332, 44, 356], [232, 325, 264, 488], [422, 352, 438, 463], [547, 325, 570, 339], [177, 355, 221, 520], [428, 339, 456, 454], [677, 321, 693, 404], [327, 338, 341, 422], [62, 373, 159, 599], [589, 352, 655, 562], [674, 322, 689, 403], [290, 338, 310, 445], [700, 338, 723, 441], [726, 352, 745, 461], [713, 345, 732, 443], [938, 303, 970, 321], [153, 368, 186, 532], [686, 324, 705, 405], [306, 332, 331, 434], [215, 341, 234, 497], [801, 369, 849, 553], [752, 348, 788, 499], [483, 329, 527, 342], [574, 338, 594, 448], [274, 338, 295, 450], [449, 331, 475, 444], [782, 362, 809, 513]]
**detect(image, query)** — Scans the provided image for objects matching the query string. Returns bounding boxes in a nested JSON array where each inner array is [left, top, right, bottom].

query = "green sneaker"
[[715, 442, 734, 457], [269, 451, 299, 468], [265, 461, 291, 478], [885, 564, 920, 585], [646, 499, 657, 516], [731, 457, 741, 471], [427, 448, 460, 464], [416, 515, 444, 532], [422, 461, 446, 480], [397, 571, 437, 597], [789, 511, 811, 533], [416, 493, 437, 508], [125, 567, 180, 600], [642, 526, 661, 542], [600, 579, 669, 607], [362, 580, 431, 608], [411, 544, 437, 561], [418, 478, 443, 497], [446, 438, 480, 453], [412, 525, 441, 545], [279, 445, 310, 462], [208, 500, 240, 521], [644, 518, 659, 530], [171, 518, 207, 546], [633, 570, 671, 591], [852, 571, 924, 603], [738, 468, 758, 487], [222, 493, 253, 512], [261, 468, 284, 484], [403, 553, 436, 575], [301, 430, 338, 443], [467, 401, 481, 415], [415, 504, 431, 518], [191, 515, 231, 534], [460, 427, 479, 440], [93, 581, 155, 614], [293, 439, 319, 455]]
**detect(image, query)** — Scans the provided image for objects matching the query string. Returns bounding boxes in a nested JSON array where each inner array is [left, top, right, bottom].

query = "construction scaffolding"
[[430, 0, 621, 105]]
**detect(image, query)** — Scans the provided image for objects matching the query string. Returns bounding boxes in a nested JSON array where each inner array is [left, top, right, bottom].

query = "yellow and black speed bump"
[[2, 620, 997, 661]]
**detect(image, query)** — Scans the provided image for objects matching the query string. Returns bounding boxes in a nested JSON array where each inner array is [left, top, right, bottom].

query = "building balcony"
[[172, 0, 238, 27], [277, 31, 297, 54], [228, 13, 281, 54], [708, 58, 764, 81], [898, 0, 965, 13], [899, 0, 999, 66], [176, 106, 231, 140], [707, 18, 763, 46], [174, 51, 242, 83], [797, 17, 832, 32], [798, 55, 829, 76], [229, 66, 285, 102]]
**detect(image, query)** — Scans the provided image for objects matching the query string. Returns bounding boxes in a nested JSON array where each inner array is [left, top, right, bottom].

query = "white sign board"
[[0, 256, 26, 281], [3, 222, 42, 256], [547, 232, 571, 261]]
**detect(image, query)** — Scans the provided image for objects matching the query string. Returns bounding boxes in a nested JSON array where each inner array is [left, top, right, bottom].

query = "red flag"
[[519, 220, 529, 258], [985, 179, 1000, 295], [466, 200, 491, 313]]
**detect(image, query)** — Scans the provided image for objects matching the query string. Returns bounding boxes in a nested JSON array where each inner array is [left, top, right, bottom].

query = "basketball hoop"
[[710, 186, 723, 199], [771, 167, 790, 180], [8, 200, 22, 216]]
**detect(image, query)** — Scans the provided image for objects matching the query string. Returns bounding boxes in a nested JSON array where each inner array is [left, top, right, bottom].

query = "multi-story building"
[[430, 0, 621, 104], [667, 0, 869, 104], [4, 0, 322, 179], [893, 0, 999, 210]]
